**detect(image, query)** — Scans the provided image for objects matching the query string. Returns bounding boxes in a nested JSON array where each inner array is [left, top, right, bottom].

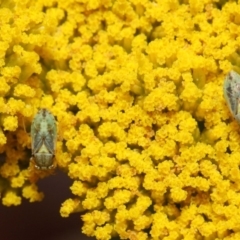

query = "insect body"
[[223, 70, 240, 124], [31, 109, 57, 169]]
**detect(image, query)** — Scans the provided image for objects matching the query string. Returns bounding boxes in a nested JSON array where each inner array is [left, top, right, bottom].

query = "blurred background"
[[0, 169, 95, 240]]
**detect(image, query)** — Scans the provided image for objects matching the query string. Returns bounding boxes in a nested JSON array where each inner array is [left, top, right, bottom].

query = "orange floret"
[[0, 162, 20, 178], [0, 129, 7, 146]]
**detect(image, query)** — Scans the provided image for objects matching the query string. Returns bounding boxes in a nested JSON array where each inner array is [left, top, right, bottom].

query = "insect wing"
[[43, 124, 57, 154], [32, 132, 45, 155], [45, 110, 57, 153], [223, 71, 240, 123], [31, 114, 43, 155]]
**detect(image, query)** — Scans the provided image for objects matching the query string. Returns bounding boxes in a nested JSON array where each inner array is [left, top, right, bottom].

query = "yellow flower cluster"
[[1, 0, 240, 239]]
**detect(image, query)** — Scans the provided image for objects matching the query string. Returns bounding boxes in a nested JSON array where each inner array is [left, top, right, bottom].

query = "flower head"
[[1, 0, 240, 239]]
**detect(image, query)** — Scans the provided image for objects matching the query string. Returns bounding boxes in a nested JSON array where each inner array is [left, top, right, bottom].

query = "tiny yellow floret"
[[2, 191, 21, 206], [3, 116, 18, 131], [22, 184, 44, 202], [60, 198, 81, 217]]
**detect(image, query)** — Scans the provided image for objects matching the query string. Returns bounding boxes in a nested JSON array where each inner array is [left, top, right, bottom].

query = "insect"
[[31, 109, 57, 170], [223, 70, 240, 124]]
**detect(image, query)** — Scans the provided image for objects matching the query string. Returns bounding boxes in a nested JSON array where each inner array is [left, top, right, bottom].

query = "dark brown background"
[[0, 169, 95, 240]]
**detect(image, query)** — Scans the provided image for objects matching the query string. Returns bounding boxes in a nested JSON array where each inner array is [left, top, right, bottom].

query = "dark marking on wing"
[[226, 87, 235, 110], [44, 133, 55, 154], [42, 109, 47, 117], [32, 134, 44, 154]]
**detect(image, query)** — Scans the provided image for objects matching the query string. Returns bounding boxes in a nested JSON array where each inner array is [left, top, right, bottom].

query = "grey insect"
[[31, 109, 57, 170], [223, 70, 240, 124]]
